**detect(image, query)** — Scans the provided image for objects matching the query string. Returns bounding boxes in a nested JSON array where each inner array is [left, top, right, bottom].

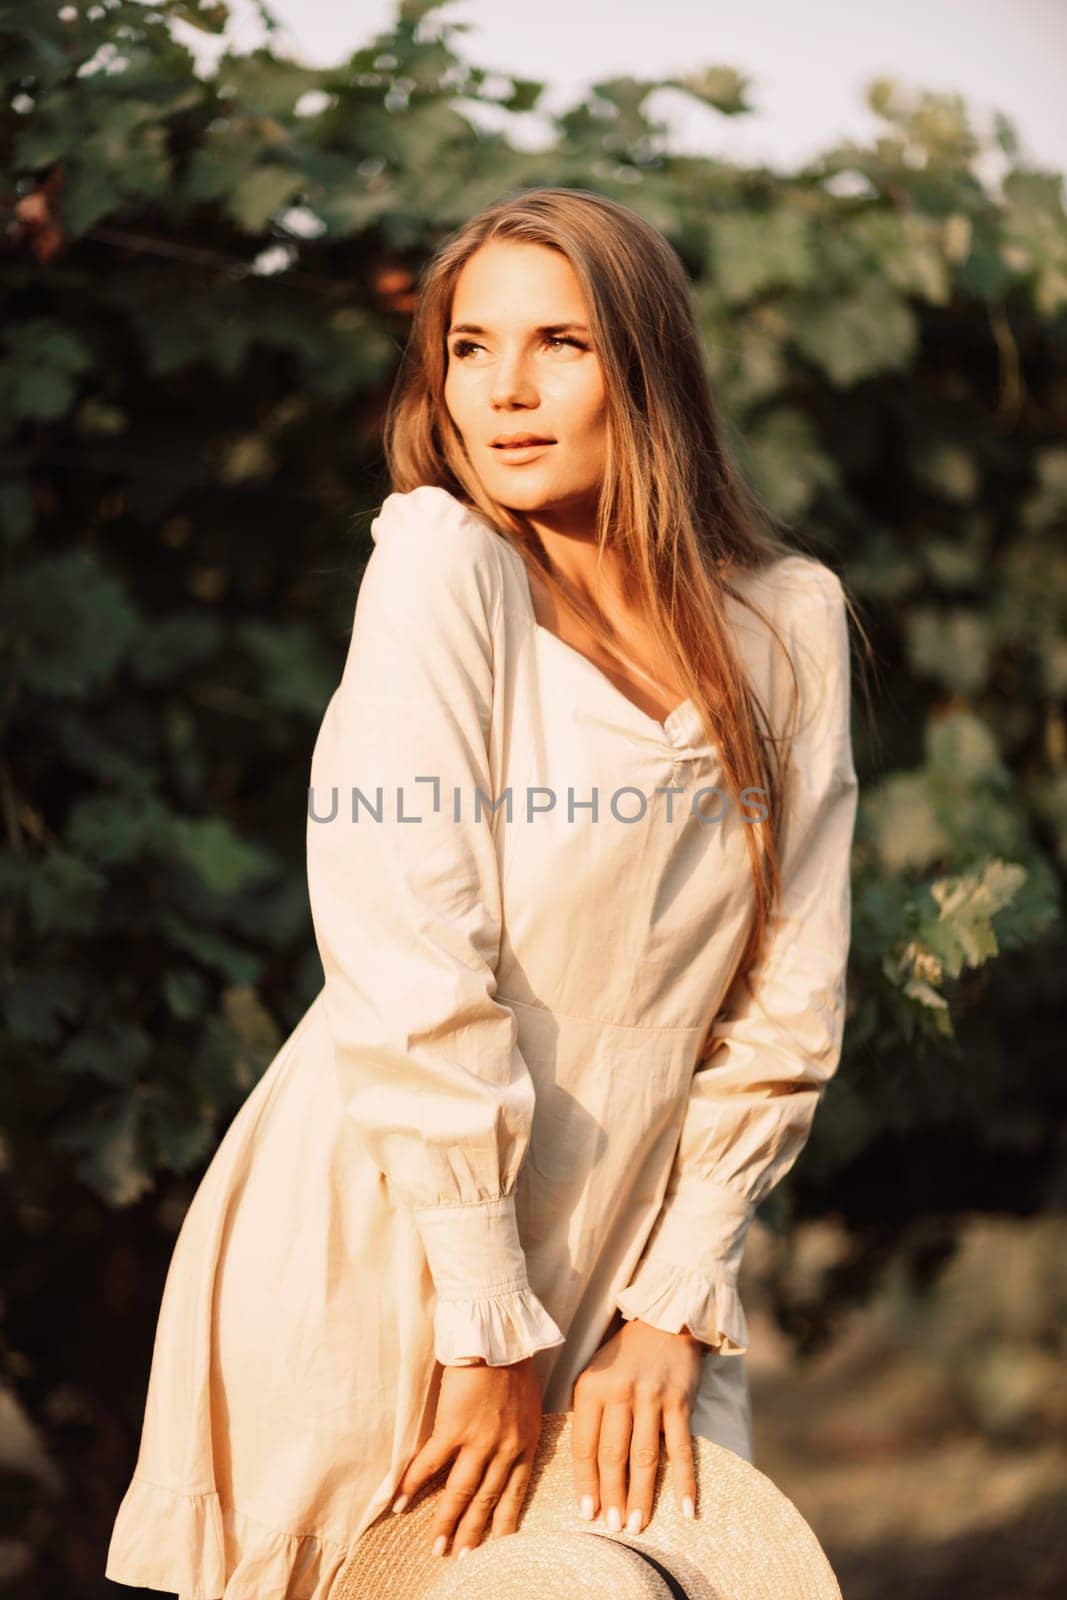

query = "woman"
[[105, 186, 860, 1598]]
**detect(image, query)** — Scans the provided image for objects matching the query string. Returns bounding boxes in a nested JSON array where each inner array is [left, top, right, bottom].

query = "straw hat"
[[333, 1412, 842, 1600]]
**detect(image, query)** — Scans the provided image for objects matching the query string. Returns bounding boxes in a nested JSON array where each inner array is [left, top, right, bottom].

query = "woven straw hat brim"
[[334, 1412, 842, 1600], [423, 1530, 680, 1599]]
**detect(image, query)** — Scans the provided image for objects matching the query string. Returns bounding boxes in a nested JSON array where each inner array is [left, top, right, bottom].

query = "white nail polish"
[[627, 1509, 643, 1534], [432, 1534, 447, 1557], [391, 1493, 409, 1514], [457, 1547, 470, 1562], [682, 1495, 695, 1521], [578, 1494, 595, 1521], [606, 1506, 622, 1533]]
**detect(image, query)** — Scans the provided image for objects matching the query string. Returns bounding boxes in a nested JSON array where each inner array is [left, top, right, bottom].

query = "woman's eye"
[[450, 336, 586, 359]]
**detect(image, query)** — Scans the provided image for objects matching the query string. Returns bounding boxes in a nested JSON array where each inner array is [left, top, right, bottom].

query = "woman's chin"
[[481, 477, 557, 510], [481, 470, 589, 514]]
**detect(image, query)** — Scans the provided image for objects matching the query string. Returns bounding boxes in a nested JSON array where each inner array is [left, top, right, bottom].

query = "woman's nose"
[[489, 352, 538, 406]]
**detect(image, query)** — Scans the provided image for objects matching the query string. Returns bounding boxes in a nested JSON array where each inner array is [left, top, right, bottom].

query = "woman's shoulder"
[[365, 485, 509, 628], [725, 552, 851, 700], [371, 486, 505, 570], [733, 551, 846, 617]]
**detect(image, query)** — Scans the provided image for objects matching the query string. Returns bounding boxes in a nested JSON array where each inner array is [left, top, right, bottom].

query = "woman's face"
[[443, 240, 608, 528]]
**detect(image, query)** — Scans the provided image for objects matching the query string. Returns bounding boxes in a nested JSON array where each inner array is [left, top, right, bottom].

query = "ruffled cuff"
[[615, 1256, 749, 1355], [433, 1283, 566, 1367], [414, 1192, 564, 1366], [614, 1176, 758, 1355]]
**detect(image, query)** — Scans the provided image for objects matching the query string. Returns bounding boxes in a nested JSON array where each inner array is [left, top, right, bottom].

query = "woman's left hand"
[[570, 1318, 704, 1534]]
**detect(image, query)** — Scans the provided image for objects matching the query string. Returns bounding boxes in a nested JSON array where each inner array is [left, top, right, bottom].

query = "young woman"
[[105, 186, 861, 1599]]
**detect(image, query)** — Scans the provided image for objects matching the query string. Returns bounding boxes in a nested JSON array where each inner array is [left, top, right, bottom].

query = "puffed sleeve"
[[306, 485, 564, 1368], [615, 561, 859, 1355]]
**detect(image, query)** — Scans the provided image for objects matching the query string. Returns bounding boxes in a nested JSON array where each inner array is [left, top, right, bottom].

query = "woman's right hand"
[[390, 1357, 543, 1558]]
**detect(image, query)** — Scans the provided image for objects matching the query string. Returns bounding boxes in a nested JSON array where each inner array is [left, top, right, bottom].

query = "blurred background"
[[2, 2, 1065, 1596]]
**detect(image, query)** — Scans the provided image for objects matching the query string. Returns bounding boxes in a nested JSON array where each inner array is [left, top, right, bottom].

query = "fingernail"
[[457, 1547, 469, 1562], [432, 1535, 447, 1557], [578, 1494, 595, 1521], [391, 1494, 409, 1514], [627, 1509, 643, 1534], [606, 1506, 622, 1533], [682, 1495, 695, 1521]]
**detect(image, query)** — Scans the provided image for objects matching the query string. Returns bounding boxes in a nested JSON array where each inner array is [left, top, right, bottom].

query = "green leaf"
[[238, 620, 338, 716], [926, 860, 1029, 973], [702, 299, 790, 409], [140, 1081, 217, 1173], [790, 280, 918, 386], [8, 554, 139, 698], [671, 66, 752, 116], [162, 968, 208, 1020], [925, 712, 1007, 786], [227, 165, 306, 232], [989, 851, 1062, 947], [130, 613, 224, 685], [923, 539, 984, 589], [738, 407, 839, 521], [4, 320, 93, 420], [710, 208, 817, 303], [216, 54, 326, 117], [905, 608, 992, 694], [849, 210, 952, 305], [166, 1, 230, 34], [2, 969, 88, 1046], [171, 815, 277, 895], [53, 1093, 155, 1208], [66, 793, 174, 867], [59, 1020, 153, 1086], [162, 916, 263, 985], [20, 851, 108, 936], [497, 77, 544, 114], [867, 773, 952, 875]]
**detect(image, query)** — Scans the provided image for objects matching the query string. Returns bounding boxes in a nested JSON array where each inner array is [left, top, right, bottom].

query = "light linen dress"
[[105, 485, 859, 1600]]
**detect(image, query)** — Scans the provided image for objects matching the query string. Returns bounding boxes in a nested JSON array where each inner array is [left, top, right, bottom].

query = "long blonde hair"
[[379, 185, 867, 983]]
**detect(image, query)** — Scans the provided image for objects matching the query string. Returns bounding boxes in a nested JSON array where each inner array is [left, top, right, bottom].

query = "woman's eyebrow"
[[447, 321, 590, 337]]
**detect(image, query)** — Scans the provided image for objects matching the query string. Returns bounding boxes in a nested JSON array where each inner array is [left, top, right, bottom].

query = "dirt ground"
[[742, 1214, 1067, 1600]]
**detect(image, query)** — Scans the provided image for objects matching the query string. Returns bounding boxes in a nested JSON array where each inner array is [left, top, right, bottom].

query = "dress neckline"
[[500, 539, 700, 746]]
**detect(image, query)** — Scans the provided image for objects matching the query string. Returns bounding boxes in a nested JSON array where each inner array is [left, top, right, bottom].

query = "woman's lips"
[[491, 441, 555, 461]]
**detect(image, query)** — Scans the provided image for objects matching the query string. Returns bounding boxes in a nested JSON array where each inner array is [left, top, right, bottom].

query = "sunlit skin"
[[443, 239, 689, 721], [390, 240, 708, 1559], [444, 239, 609, 577]]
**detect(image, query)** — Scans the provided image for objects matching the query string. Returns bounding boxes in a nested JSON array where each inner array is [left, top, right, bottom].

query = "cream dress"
[[105, 485, 859, 1600]]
